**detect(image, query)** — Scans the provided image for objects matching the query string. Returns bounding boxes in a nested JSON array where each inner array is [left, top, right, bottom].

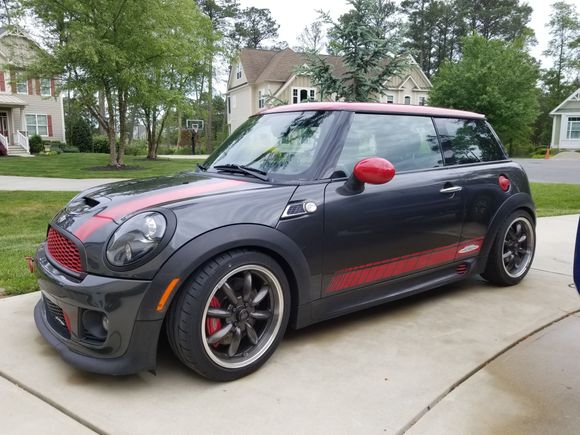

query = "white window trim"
[[40, 78, 51, 97], [291, 87, 316, 104], [404, 95, 412, 105], [26, 113, 49, 137], [386, 95, 394, 104], [566, 116, 580, 140], [236, 63, 242, 80], [16, 74, 27, 95], [258, 90, 265, 109]]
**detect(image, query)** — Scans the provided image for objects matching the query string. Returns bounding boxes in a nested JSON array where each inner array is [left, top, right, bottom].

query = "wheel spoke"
[[252, 286, 269, 305], [228, 327, 242, 357], [517, 234, 527, 243], [243, 271, 252, 302], [207, 307, 231, 319], [516, 223, 522, 235], [221, 282, 239, 305], [207, 323, 233, 345], [245, 322, 258, 345], [250, 310, 272, 320], [502, 250, 513, 260]]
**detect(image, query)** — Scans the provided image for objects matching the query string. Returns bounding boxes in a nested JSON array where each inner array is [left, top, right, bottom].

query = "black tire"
[[166, 249, 290, 381], [481, 209, 536, 286]]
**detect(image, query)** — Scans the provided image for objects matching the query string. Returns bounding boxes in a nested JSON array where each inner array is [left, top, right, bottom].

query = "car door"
[[322, 113, 465, 297]]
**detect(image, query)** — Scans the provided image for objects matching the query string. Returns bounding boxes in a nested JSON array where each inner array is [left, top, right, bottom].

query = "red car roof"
[[261, 102, 485, 119]]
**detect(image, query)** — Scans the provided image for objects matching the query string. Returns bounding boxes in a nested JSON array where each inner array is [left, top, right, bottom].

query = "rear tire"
[[481, 210, 535, 286], [166, 249, 290, 381]]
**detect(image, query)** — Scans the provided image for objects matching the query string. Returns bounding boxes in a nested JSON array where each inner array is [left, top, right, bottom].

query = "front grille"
[[44, 297, 71, 338], [47, 228, 83, 273]]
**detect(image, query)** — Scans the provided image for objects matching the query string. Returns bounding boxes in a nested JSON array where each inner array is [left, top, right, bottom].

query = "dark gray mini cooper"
[[34, 102, 536, 381]]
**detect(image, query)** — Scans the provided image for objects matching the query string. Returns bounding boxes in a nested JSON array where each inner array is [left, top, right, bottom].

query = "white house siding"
[[551, 96, 580, 149], [227, 85, 253, 132]]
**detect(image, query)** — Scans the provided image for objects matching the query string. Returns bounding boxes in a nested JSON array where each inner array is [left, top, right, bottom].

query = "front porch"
[[0, 96, 30, 156]]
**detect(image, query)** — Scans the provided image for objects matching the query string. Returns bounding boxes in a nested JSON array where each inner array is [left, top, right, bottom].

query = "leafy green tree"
[[543, 1, 580, 93], [0, 0, 22, 25], [303, 0, 406, 102], [233, 7, 280, 49], [196, 0, 239, 153], [429, 35, 539, 155], [24, 0, 211, 167]]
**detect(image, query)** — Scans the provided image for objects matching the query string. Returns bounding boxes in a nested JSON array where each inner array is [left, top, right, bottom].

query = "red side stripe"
[[74, 180, 247, 241], [325, 236, 484, 293]]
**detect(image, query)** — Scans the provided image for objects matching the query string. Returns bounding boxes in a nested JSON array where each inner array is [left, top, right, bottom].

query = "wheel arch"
[[137, 224, 313, 328], [477, 192, 536, 272]]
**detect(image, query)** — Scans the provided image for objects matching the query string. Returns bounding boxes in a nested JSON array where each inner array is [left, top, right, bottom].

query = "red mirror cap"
[[353, 157, 396, 185]]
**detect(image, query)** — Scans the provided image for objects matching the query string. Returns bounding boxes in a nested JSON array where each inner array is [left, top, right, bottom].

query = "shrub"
[[125, 140, 147, 156], [92, 135, 110, 154], [69, 117, 93, 152], [156, 145, 176, 155], [61, 145, 80, 153], [29, 134, 43, 154]]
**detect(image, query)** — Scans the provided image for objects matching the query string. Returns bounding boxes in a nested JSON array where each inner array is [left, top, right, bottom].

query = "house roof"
[[550, 88, 580, 115], [261, 102, 485, 119], [239, 47, 346, 85]]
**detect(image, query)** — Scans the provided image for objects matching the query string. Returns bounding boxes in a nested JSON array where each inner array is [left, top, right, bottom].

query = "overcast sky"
[[239, 0, 580, 70]]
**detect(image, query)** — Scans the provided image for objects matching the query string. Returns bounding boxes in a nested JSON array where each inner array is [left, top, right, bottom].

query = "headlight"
[[106, 212, 167, 267]]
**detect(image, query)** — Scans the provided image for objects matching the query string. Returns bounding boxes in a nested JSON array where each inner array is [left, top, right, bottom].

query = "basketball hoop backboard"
[[186, 119, 204, 131]]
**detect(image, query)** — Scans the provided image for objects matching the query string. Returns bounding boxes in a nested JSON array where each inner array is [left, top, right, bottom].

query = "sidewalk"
[[0, 175, 124, 191], [0, 215, 578, 434]]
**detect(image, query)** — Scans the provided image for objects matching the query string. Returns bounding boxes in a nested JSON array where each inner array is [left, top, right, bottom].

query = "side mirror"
[[339, 157, 396, 195]]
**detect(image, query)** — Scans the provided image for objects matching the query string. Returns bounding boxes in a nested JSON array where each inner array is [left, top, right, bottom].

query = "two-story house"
[[226, 47, 432, 132], [550, 88, 580, 150], [0, 27, 65, 156]]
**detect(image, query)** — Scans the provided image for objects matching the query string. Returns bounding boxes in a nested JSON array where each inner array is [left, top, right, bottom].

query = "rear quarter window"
[[434, 118, 506, 165]]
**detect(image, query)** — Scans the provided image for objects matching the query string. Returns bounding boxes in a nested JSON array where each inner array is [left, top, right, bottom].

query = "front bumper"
[[34, 243, 162, 375]]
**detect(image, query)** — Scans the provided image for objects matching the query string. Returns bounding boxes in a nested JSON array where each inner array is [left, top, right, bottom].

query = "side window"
[[434, 118, 506, 165], [336, 114, 442, 175]]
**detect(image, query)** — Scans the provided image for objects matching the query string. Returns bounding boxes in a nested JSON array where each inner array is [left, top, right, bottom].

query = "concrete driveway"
[[0, 215, 578, 434]]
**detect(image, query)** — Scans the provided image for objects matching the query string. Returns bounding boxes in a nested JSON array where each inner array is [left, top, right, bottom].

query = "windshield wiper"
[[197, 163, 208, 172], [213, 164, 269, 181]]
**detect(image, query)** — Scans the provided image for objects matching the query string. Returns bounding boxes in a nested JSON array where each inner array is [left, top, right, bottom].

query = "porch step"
[[6, 146, 30, 155]]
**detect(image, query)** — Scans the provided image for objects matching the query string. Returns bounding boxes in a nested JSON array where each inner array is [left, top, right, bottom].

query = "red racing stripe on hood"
[[74, 179, 247, 241]]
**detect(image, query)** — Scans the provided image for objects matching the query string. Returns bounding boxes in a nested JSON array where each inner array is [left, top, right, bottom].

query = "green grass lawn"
[[0, 191, 76, 295], [1, 183, 579, 296], [0, 153, 201, 179], [530, 183, 580, 217]]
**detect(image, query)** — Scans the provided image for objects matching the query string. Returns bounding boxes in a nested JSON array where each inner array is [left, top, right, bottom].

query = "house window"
[[227, 96, 231, 114], [40, 79, 51, 96], [16, 74, 27, 94], [292, 87, 316, 104], [418, 96, 426, 106], [386, 95, 394, 104], [26, 114, 48, 136], [567, 117, 580, 139], [258, 90, 265, 109], [404, 96, 411, 105], [236, 63, 242, 80]]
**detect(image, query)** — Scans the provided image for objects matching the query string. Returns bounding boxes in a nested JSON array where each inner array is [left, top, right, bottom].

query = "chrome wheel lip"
[[501, 217, 535, 279], [201, 265, 284, 369]]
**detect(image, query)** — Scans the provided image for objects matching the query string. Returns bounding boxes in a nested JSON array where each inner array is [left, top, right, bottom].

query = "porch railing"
[[13, 131, 30, 154]]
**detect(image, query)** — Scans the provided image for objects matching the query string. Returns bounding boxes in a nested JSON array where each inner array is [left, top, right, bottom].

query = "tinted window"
[[336, 114, 442, 175], [434, 118, 506, 165]]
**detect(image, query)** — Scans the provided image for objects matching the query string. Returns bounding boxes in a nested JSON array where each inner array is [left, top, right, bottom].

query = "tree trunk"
[[98, 90, 107, 135], [117, 87, 128, 166], [104, 87, 117, 166], [206, 57, 213, 153]]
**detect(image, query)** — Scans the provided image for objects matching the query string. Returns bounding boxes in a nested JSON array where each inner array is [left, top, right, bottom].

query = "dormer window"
[[236, 63, 242, 80], [292, 87, 316, 104], [16, 74, 27, 94], [40, 78, 51, 96]]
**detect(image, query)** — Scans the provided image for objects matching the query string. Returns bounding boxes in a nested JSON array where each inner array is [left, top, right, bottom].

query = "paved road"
[[0, 214, 578, 434], [0, 175, 125, 191], [514, 158, 580, 184]]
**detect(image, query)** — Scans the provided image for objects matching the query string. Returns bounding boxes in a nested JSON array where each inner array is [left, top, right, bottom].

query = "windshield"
[[204, 111, 338, 181]]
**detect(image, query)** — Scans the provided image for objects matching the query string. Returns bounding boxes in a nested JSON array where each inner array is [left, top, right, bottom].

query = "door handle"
[[440, 186, 462, 194]]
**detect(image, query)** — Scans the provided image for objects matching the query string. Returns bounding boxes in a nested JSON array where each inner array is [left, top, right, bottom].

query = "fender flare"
[[137, 224, 313, 325], [477, 192, 535, 271]]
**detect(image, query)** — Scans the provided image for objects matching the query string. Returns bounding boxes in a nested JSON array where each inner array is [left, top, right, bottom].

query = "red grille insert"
[[47, 228, 83, 273]]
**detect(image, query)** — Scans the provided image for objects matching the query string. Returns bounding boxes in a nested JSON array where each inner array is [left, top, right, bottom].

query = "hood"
[[53, 173, 268, 242]]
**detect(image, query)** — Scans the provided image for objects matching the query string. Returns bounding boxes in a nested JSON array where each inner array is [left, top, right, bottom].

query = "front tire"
[[481, 210, 535, 286], [166, 249, 290, 381]]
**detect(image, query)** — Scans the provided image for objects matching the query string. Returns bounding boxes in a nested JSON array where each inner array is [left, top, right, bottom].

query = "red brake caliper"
[[206, 296, 222, 348]]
